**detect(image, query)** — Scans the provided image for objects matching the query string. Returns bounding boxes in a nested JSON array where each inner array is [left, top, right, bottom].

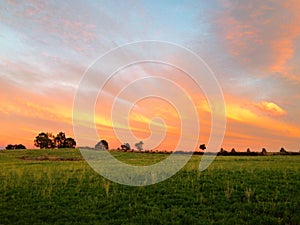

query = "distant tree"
[[54, 132, 66, 148], [231, 148, 236, 154], [65, 138, 76, 148], [280, 147, 287, 154], [15, 144, 26, 149], [34, 132, 53, 149], [218, 148, 228, 155], [95, 140, 109, 150], [5, 144, 14, 150], [135, 141, 144, 151], [34, 132, 76, 149], [279, 148, 288, 155], [5, 144, 26, 150], [261, 148, 267, 155], [199, 144, 206, 151], [121, 143, 130, 151], [246, 148, 251, 153]]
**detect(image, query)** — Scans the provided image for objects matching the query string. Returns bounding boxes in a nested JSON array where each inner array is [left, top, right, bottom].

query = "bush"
[[5, 144, 26, 150]]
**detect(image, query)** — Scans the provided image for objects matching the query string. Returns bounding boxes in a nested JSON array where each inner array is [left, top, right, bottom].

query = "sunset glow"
[[1, 1, 300, 151]]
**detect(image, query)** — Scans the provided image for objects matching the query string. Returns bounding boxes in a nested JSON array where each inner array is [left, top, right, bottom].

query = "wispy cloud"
[[211, 0, 300, 82]]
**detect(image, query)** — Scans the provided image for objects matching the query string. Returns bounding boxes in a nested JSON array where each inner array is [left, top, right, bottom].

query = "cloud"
[[0, 76, 76, 148], [256, 101, 287, 117], [220, 98, 300, 150], [209, 0, 300, 83]]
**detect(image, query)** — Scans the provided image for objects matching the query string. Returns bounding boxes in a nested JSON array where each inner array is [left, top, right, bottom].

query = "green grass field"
[[0, 149, 299, 224]]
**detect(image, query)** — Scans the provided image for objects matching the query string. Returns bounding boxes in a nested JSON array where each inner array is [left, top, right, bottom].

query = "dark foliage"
[[54, 132, 66, 148], [34, 132, 76, 149], [217, 148, 260, 156], [199, 144, 206, 151], [279, 147, 287, 154], [34, 132, 54, 149], [5, 144, 26, 150], [261, 148, 267, 155], [135, 141, 144, 151], [65, 138, 77, 148], [95, 140, 109, 150], [121, 143, 131, 151]]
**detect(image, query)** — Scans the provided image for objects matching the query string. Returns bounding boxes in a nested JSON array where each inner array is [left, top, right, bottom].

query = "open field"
[[0, 149, 299, 224]]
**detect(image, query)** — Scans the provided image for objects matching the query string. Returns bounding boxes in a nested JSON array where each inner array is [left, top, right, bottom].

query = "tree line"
[[94, 140, 144, 151], [5, 131, 76, 150], [5, 144, 26, 150], [93, 141, 300, 156], [5, 135, 298, 155]]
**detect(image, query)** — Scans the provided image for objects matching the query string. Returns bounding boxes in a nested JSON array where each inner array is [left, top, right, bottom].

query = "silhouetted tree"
[[280, 147, 287, 154], [65, 138, 76, 148], [5, 144, 26, 150], [261, 148, 267, 155], [54, 132, 66, 148], [34, 132, 53, 149], [34, 132, 76, 149], [231, 148, 236, 154], [15, 144, 26, 149], [5, 144, 14, 150], [280, 147, 286, 152], [199, 144, 206, 151], [121, 143, 130, 151], [95, 140, 109, 150], [135, 141, 144, 151], [247, 148, 251, 153], [218, 148, 228, 155]]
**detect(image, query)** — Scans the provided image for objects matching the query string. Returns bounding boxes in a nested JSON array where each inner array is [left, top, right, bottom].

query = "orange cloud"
[[256, 101, 287, 117], [225, 99, 290, 130], [220, 97, 300, 150], [0, 79, 75, 149]]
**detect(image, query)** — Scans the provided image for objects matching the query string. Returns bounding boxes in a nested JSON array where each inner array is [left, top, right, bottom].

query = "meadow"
[[0, 149, 299, 224]]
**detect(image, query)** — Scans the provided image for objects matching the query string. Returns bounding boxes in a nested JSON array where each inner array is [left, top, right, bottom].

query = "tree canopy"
[[54, 132, 66, 148], [199, 144, 206, 151], [121, 143, 131, 151], [135, 141, 144, 151], [5, 144, 26, 150], [34, 132, 76, 149], [95, 140, 109, 150], [34, 132, 54, 149]]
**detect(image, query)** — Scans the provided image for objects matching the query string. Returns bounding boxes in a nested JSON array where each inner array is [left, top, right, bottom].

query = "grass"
[[0, 149, 299, 224]]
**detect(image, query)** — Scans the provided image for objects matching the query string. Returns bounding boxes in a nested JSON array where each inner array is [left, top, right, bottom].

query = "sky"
[[1, 0, 300, 151]]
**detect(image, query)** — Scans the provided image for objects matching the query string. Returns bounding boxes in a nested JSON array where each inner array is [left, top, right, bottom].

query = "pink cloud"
[[213, 0, 300, 82]]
